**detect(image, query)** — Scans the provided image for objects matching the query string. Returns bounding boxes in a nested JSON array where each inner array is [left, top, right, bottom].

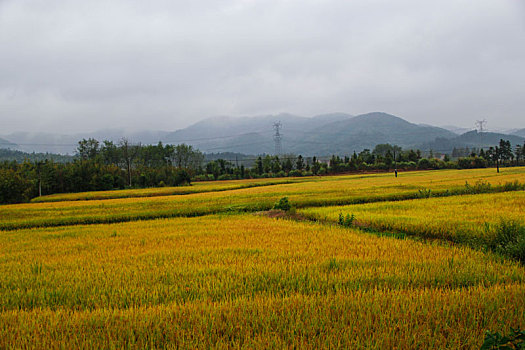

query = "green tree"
[[119, 138, 140, 187], [384, 150, 393, 168], [100, 140, 121, 166], [295, 155, 304, 170], [271, 156, 282, 173], [262, 155, 272, 174], [77, 138, 100, 160], [499, 139, 513, 165], [255, 157, 263, 175], [311, 156, 320, 175], [0, 168, 34, 203], [516, 144, 523, 166], [171, 144, 204, 171]]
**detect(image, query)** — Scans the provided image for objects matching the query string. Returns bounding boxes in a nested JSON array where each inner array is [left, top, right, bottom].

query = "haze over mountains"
[[0, 130, 170, 155], [512, 129, 525, 138], [1, 112, 523, 156], [421, 131, 525, 154], [0, 137, 16, 149]]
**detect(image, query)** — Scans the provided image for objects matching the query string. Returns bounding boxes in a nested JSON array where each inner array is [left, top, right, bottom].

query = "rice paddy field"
[[30, 177, 311, 203], [2, 168, 525, 231], [1, 167, 525, 348], [300, 191, 525, 244]]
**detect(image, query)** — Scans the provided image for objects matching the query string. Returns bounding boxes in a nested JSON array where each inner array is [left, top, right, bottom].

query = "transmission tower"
[[475, 119, 487, 150], [273, 121, 282, 155], [475, 119, 487, 133]]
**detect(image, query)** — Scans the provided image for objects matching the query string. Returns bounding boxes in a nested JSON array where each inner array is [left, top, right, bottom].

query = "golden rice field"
[[30, 177, 310, 203], [1, 215, 524, 348], [1, 167, 525, 348], [29, 167, 525, 204], [2, 167, 524, 230], [300, 191, 525, 244]]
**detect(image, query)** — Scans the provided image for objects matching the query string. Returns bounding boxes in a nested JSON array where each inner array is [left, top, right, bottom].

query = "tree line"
[[1, 138, 524, 204]]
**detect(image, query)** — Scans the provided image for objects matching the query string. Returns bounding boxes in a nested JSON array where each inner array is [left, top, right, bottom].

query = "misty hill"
[[420, 130, 525, 153], [0, 137, 17, 149], [441, 125, 473, 135], [205, 152, 257, 167], [0, 149, 74, 163], [162, 113, 353, 155], [165, 113, 351, 140], [512, 128, 525, 138], [1, 129, 170, 154], [4, 112, 522, 156], [163, 112, 457, 156], [293, 113, 457, 155]]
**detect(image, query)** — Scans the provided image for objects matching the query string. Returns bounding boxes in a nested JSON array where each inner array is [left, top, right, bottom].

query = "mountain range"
[[512, 128, 525, 138], [0, 130, 170, 155], [1, 112, 523, 156], [421, 130, 525, 153], [0, 137, 17, 149]]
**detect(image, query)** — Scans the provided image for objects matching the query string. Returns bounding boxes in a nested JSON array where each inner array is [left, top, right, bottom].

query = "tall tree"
[[515, 144, 523, 166], [295, 155, 304, 170], [499, 139, 513, 165], [171, 144, 204, 171], [255, 156, 263, 175], [100, 140, 121, 166], [77, 138, 100, 160], [271, 156, 282, 173], [119, 138, 140, 187]]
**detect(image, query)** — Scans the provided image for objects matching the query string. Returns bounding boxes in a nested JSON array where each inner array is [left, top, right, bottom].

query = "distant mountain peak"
[[353, 112, 409, 122]]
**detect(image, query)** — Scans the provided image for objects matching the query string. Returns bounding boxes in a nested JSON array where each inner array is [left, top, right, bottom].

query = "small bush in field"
[[487, 220, 525, 263], [338, 213, 355, 227], [481, 327, 524, 350], [273, 197, 291, 211]]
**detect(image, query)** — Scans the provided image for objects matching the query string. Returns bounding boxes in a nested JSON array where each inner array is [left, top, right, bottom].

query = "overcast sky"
[[1, 0, 524, 134]]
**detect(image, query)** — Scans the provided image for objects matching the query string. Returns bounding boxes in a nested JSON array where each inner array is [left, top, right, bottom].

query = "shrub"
[[457, 157, 472, 169], [289, 170, 303, 177], [464, 180, 492, 194], [338, 213, 355, 227], [217, 174, 234, 181], [192, 175, 208, 182], [487, 220, 525, 263], [175, 169, 192, 185], [481, 327, 524, 350], [418, 188, 432, 198], [503, 180, 525, 192], [273, 197, 291, 211], [418, 158, 431, 169], [473, 157, 487, 168]]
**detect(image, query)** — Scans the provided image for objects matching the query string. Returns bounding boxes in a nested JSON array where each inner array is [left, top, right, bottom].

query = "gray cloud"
[[1, 0, 524, 134]]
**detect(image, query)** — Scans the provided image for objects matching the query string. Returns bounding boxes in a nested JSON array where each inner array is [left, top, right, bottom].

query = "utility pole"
[[273, 122, 282, 155]]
